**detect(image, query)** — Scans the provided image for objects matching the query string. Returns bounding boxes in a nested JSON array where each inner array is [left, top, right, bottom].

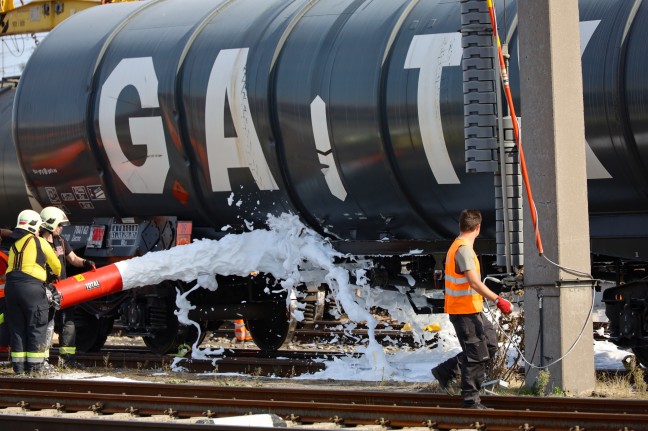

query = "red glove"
[[495, 296, 512, 314]]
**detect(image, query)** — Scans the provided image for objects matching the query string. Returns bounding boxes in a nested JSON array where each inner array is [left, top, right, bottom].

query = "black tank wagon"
[[0, 0, 646, 362]]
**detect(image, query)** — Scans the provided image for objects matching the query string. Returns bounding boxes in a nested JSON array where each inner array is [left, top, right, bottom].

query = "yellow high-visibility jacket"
[[7, 232, 61, 282]]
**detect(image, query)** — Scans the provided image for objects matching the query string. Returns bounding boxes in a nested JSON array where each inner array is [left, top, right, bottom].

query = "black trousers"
[[434, 312, 498, 405], [54, 308, 77, 355], [5, 272, 50, 372]]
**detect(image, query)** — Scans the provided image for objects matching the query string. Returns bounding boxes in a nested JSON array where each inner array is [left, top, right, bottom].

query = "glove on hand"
[[46, 268, 58, 283], [46, 283, 61, 310], [83, 259, 96, 270], [495, 296, 512, 314]]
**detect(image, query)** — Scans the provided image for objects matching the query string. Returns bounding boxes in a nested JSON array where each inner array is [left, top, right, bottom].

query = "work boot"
[[59, 355, 85, 369], [12, 362, 25, 375], [30, 361, 56, 376], [462, 402, 493, 410], [431, 367, 459, 396]]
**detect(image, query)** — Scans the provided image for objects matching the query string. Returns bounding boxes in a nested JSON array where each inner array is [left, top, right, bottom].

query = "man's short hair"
[[459, 209, 482, 233]]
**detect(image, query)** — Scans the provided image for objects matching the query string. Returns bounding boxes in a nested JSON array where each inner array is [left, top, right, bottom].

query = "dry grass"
[[593, 372, 643, 398], [484, 292, 648, 400], [486, 370, 648, 399]]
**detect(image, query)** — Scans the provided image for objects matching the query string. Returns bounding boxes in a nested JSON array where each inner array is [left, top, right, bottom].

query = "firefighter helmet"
[[15, 209, 42, 234], [40, 206, 70, 233]]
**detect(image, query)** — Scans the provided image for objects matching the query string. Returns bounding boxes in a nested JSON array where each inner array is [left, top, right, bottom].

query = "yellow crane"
[[1, 0, 137, 36]]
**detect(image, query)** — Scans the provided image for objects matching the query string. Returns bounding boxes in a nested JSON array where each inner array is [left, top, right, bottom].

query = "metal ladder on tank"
[[461, 0, 523, 272]]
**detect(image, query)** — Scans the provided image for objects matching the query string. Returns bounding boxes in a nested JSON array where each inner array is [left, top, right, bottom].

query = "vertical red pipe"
[[486, 0, 544, 255]]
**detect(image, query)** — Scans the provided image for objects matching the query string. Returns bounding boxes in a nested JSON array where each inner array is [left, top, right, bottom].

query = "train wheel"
[[246, 295, 297, 351], [143, 312, 207, 355], [143, 322, 207, 355], [74, 309, 114, 353], [141, 281, 208, 355], [631, 346, 648, 368]]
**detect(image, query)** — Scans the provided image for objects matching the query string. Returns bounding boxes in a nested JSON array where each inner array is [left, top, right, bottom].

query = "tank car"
[[1, 0, 647, 360]]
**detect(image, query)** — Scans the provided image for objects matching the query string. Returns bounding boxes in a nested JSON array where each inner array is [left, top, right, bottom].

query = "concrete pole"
[[517, 0, 595, 394]]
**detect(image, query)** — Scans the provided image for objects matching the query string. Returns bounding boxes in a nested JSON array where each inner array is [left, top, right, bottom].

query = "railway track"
[[175, 318, 440, 348], [0, 347, 350, 376], [0, 378, 645, 430], [0, 319, 437, 377], [0, 344, 627, 379], [0, 347, 633, 384], [212, 327, 437, 346]]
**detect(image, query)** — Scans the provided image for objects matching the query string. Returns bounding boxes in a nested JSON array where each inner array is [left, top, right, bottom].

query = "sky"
[[0, 33, 40, 78], [65, 208, 635, 383], [1, 0, 87, 78]]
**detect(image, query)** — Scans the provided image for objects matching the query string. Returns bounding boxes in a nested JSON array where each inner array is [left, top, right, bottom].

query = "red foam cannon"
[[54, 264, 124, 309], [0, 263, 124, 305]]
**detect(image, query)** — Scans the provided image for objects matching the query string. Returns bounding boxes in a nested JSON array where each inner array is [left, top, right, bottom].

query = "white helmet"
[[15, 209, 42, 234], [40, 206, 70, 232]]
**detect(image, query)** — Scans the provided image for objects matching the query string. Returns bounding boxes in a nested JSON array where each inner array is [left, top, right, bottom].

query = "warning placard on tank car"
[[45, 187, 61, 204], [110, 224, 138, 247], [72, 186, 89, 201], [87, 185, 106, 200]]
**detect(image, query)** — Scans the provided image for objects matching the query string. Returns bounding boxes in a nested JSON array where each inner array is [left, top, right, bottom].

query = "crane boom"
[[1, 0, 136, 36]]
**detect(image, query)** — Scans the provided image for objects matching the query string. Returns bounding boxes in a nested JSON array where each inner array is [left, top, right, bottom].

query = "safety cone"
[[234, 319, 252, 341]]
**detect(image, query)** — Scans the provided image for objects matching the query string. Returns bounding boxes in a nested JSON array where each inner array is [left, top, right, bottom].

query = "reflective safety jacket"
[[6, 231, 61, 282], [444, 237, 482, 314]]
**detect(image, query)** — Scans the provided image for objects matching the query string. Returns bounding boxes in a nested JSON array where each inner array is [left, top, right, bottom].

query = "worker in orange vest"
[[234, 319, 252, 342], [431, 209, 512, 409]]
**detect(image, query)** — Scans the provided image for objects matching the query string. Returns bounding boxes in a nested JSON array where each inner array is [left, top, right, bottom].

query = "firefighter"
[[4, 209, 61, 374], [39, 206, 94, 369]]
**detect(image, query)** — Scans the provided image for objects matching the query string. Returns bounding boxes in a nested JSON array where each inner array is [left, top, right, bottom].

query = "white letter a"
[[205, 48, 279, 192]]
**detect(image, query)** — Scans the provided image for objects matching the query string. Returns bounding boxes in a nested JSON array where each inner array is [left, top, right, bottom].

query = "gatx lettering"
[[97, 27, 611, 197]]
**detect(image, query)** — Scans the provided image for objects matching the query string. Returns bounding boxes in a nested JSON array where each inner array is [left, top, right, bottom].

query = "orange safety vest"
[[444, 237, 483, 314]]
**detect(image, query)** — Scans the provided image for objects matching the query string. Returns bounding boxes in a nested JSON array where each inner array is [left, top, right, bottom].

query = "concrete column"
[[517, 0, 595, 394]]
